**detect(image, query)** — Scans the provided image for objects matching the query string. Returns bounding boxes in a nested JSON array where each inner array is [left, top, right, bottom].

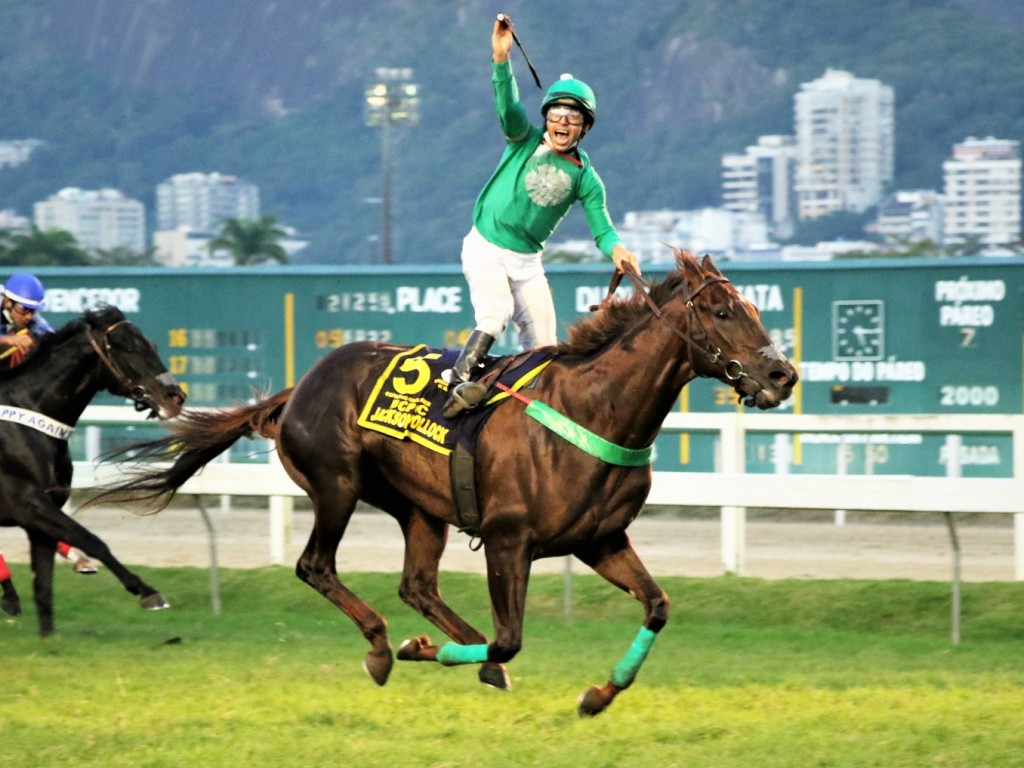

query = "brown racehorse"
[[90, 250, 797, 715]]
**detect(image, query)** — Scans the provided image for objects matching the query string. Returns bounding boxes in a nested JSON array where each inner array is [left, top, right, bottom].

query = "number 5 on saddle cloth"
[[357, 345, 554, 536]]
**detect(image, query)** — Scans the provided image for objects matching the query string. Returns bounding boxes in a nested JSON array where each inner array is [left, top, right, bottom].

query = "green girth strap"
[[524, 399, 652, 467]]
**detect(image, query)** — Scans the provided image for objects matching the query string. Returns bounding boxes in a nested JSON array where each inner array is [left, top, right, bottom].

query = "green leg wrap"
[[611, 626, 658, 689], [436, 642, 490, 666]]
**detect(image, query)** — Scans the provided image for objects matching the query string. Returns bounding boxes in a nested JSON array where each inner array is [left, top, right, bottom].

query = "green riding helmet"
[[541, 73, 597, 127]]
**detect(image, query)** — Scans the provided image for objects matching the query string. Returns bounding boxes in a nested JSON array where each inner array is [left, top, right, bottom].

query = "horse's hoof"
[[140, 593, 170, 611], [397, 635, 432, 661], [577, 685, 611, 717], [479, 663, 511, 690], [1, 596, 21, 617], [362, 647, 393, 686]]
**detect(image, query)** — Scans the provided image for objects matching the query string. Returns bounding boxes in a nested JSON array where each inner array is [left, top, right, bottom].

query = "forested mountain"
[[1, 0, 1022, 264]]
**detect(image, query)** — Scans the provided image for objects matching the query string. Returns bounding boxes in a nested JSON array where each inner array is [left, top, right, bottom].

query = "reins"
[[86, 320, 152, 412], [491, 258, 756, 466], [590, 261, 745, 382]]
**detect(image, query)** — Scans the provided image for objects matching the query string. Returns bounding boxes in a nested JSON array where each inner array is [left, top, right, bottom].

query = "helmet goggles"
[[546, 105, 585, 126]]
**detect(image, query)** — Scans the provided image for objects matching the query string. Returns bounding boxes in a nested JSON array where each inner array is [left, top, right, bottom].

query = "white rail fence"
[[71, 407, 1024, 581]]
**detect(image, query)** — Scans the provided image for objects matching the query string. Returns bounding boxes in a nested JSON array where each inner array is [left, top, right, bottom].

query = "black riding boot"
[[442, 330, 496, 418]]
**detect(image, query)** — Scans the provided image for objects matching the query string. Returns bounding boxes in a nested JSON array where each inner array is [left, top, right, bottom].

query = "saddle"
[[356, 345, 555, 536]]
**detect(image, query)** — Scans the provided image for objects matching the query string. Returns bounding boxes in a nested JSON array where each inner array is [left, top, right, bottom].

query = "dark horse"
[[92, 251, 796, 715], [0, 305, 184, 635]]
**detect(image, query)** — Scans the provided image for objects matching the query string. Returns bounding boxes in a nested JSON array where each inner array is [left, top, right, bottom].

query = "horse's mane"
[[0, 304, 125, 379], [556, 249, 692, 357]]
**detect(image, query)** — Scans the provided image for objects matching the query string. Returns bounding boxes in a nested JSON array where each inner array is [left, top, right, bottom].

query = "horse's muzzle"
[[132, 374, 186, 419], [736, 366, 798, 409]]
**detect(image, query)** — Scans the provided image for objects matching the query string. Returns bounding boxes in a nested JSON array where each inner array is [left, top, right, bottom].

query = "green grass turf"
[[3, 565, 1023, 767]]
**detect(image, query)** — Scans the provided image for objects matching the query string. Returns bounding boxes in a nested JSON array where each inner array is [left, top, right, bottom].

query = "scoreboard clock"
[[833, 300, 884, 361]]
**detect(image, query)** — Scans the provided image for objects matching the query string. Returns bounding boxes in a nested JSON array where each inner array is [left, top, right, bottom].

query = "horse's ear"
[[701, 254, 723, 278], [677, 248, 702, 283]]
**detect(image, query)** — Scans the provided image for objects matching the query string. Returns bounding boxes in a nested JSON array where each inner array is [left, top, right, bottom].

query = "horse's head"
[[670, 249, 797, 410], [85, 306, 186, 419]]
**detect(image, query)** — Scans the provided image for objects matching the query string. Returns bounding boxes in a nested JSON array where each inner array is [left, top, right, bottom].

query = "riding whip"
[[497, 13, 542, 89]]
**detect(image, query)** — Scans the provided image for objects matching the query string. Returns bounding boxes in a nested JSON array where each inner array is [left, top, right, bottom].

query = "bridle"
[[85, 320, 173, 415], [589, 263, 747, 383]]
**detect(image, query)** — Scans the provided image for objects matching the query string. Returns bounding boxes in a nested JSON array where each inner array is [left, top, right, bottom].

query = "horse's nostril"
[[770, 369, 798, 386]]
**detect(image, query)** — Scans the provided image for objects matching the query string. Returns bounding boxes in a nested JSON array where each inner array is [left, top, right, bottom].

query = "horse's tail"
[[81, 388, 293, 512]]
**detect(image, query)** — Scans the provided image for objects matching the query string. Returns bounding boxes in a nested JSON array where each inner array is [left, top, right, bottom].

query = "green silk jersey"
[[471, 61, 622, 259]]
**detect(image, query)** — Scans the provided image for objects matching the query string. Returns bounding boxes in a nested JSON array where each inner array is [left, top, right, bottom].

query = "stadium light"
[[365, 67, 420, 265]]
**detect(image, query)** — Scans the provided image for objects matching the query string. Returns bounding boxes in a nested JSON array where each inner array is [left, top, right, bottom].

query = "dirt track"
[[3, 501, 1016, 582]]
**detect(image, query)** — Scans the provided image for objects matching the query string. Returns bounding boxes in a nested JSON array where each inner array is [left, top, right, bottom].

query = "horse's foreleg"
[[394, 510, 509, 689], [399, 542, 529, 689], [1, 551, 21, 617], [1, 578, 20, 617], [295, 520, 393, 686], [573, 532, 669, 717], [27, 533, 57, 635]]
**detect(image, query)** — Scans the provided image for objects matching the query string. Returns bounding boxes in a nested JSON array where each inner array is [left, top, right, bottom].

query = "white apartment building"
[[156, 171, 260, 233], [33, 187, 145, 251], [616, 208, 771, 264], [721, 135, 798, 239], [875, 190, 944, 245], [942, 136, 1021, 247], [794, 69, 895, 220], [0, 209, 31, 235]]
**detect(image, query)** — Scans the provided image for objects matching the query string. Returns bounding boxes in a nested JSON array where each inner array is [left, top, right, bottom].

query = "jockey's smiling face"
[[544, 103, 586, 153]]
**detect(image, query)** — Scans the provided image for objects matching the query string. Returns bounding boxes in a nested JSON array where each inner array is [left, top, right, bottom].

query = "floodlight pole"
[[365, 67, 419, 265]]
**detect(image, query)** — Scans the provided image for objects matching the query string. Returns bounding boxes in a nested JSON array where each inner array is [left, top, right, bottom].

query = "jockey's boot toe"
[[442, 381, 488, 419], [72, 555, 99, 574]]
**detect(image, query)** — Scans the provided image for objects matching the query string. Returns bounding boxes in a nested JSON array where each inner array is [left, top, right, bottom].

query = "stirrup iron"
[[443, 381, 488, 418]]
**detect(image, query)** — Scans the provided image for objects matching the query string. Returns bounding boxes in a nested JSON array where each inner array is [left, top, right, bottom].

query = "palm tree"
[[208, 216, 289, 266], [0, 225, 92, 267]]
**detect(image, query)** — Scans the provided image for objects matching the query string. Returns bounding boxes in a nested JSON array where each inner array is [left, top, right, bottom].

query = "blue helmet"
[[2, 272, 46, 310]]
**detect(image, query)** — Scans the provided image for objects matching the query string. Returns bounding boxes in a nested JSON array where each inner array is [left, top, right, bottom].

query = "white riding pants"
[[460, 227, 557, 349]]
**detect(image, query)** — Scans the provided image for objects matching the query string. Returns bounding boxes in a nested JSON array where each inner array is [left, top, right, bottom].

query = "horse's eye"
[[714, 309, 730, 320]]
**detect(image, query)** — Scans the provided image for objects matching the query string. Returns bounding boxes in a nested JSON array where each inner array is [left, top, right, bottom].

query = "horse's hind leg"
[[394, 509, 510, 690], [27, 500, 168, 611], [294, 482, 394, 685]]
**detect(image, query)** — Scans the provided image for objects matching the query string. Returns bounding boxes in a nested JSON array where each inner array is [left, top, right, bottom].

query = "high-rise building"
[[721, 135, 798, 238], [0, 209, 31, 235], [616, 208, 770, 263], [155, 172, 260, 233], [942, 137, 1021, 247], [33, 187, 145, 251], [875, 190, 944, 245], [793, 69, 894, 220]]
